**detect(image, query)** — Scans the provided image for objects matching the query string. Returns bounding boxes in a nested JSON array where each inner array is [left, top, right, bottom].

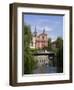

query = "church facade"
[[30, 27, 48, 49], [30, 27, 55, 67]]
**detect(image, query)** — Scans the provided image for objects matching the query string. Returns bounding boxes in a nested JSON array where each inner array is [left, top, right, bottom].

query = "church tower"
[[33, 26, 37, 37], [31, 26, 37, 48], [43, 28, 45, 34]]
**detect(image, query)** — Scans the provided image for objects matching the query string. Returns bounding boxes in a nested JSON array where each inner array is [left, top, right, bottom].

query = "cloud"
[[55, 21, 60, 24], [30, 23, 53, 35], [48, 34, 57, 42], [44, 26, 52, 32], [37, 26, 43, 31], [36, 25, 53, 33], [38, 18, 55, 24], [39, 19, 49, 23], [31, 25, 35, 33]]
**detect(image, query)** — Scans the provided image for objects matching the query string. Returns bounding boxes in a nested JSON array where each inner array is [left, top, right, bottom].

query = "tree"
[[24, 25, 37, 74], [48, 38, 52, 51], [57, 47, 63, 73], [56, 37, 63, 73], [56, 37, 63, 49], [24, 25, 32, 50]]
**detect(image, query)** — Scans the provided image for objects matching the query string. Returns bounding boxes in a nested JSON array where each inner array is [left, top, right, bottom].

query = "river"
[[33, 64, 57, 74]]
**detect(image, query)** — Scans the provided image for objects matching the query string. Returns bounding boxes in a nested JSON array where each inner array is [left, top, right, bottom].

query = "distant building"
[[30, 27, 48, 49]]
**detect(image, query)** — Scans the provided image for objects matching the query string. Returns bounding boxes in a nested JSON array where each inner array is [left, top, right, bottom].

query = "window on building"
[[42, 36, 44, 39]]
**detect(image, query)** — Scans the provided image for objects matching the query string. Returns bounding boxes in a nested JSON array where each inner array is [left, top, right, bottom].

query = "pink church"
[[30, 27, 48, 49]]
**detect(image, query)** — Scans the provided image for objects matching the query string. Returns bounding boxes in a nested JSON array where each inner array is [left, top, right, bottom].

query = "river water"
[[33, 64, 57, 74]]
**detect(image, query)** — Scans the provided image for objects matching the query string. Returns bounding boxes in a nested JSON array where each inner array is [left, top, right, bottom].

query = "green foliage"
[[56, 37, 63, 73], [48, 38, 52, 51], [52, 48, 58, 54], [50, 37, 63, 72], [24, 25, 32, 50], [24, 51, 37, 74], [44, 38, 52, 51], [57, 47, 63, 73], [24, 25, 37, 74], [30, 48, 39, 53], [56, 37, 63, 49]]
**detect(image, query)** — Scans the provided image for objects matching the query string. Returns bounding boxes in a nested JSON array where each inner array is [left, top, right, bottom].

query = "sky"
[[23, 14, 63, 41]]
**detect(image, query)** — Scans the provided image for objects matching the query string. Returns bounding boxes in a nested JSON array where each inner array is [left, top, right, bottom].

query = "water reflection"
[[33, 64, 57, 74]]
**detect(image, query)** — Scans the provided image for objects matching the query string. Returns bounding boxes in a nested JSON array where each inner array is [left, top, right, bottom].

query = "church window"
[[42, 36, 44, 39]]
